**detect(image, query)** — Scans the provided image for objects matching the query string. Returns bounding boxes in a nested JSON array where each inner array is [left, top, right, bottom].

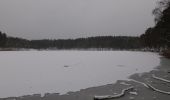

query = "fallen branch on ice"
[[146, 83, 170, 95], [130, 79, 149, 88], [94, 86, 134, 100], [152, 74, 170, 83]]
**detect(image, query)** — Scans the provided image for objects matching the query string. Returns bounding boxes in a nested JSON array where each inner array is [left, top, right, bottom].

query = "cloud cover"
[[0, 0, 157, 39]]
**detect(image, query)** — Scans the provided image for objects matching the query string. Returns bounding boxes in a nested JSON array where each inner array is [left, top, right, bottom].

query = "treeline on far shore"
[[0, 0, 169, 57], [0, 32, 142, 50]]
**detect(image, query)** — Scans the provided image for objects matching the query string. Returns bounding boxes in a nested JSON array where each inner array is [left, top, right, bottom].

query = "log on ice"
[[152, 74, 170, 83], [146, 83, 170, 95], [94, 86, 134, 100]]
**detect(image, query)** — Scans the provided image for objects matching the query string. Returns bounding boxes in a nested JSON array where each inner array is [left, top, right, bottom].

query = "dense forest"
[[1, 0, 170, 52], [0, 33, 141, 50], [140, 0, 170, 57]]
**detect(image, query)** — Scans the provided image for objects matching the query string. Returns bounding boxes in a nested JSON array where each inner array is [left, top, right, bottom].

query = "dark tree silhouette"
[[140, 0, 170, 58], [140, 0, 170, 48], [3, 35, 142, 50], [0, 31, 7, 47]]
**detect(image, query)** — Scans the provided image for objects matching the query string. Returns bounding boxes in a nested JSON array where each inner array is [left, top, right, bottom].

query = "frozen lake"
[[0, 51, 160, 98]]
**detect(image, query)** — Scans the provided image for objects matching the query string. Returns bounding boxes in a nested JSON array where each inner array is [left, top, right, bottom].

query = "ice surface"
[[0, 51, 160, 97]]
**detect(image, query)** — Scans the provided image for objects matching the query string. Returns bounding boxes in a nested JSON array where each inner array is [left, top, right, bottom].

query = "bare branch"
[[94, 86, 134, 100], [146, 83, 170, 95], [152, 74, 170, 83]]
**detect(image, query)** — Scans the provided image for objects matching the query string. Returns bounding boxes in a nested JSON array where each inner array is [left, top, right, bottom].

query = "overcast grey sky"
[[0, 0, 158, 39]]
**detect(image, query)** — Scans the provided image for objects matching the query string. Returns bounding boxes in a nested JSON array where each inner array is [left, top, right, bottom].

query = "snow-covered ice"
[[0, 51, 160, 97]]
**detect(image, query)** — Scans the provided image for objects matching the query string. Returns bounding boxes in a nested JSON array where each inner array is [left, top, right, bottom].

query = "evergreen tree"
[[140, 0, 170, 48], [0, 31, 7, 47]]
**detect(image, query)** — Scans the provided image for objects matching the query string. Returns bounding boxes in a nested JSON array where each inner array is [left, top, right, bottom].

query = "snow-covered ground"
[[0, 51, 160, 98]]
